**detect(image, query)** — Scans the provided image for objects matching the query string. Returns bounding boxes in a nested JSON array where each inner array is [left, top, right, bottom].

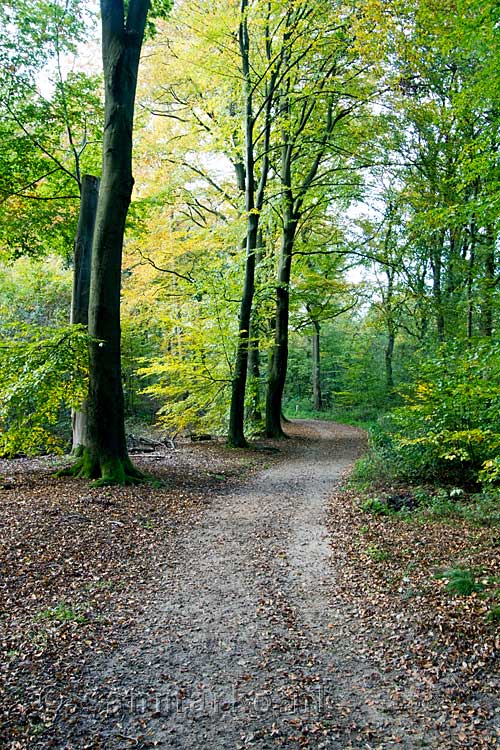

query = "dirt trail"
[[49, 421, 442, 749]]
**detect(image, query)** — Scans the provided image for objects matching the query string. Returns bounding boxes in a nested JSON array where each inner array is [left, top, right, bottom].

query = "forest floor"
[[0, 420, 498, 750]]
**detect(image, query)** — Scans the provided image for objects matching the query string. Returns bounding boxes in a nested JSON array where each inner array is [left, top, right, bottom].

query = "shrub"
[[486, 604, 500, 623], [435, 567, 485, 596], [365, 544, 391, 562], [361, 496, 392, 515], [0, 324, 88, 456], [369, 341, 500, 486]]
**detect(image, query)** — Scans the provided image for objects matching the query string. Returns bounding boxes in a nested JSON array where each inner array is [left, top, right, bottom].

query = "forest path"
[[63, 421, 440, 749]]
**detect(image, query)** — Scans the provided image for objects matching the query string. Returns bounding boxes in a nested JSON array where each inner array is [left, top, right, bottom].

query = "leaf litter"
[[0, 423, 498, 749]]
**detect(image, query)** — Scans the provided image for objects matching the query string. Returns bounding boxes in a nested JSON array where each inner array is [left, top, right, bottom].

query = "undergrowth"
[[355, 480, 500, 528], [350, 454, 500, 622]]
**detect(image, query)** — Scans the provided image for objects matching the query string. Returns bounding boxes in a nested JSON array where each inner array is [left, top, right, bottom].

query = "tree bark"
[[466, 233, 475, 339], [71, 174, 99, 455], [312, 319, 322, 411], [385, 328, 395, 394], [227, 0, 257, 448], [246, 318, 262, 425], [228, 212, 258, 446], [384, 266, 396, 397], [480, 225, 496, 337], [61, 0, 150, 484], [265, 218, 296, 438], [431, 231, 445, 342], [264, 62, 342, 437], [228, 0, 274, 447]]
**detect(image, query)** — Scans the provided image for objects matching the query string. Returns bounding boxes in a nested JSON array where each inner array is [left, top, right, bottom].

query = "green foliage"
[[0, 257, 72, 329], [423, 489, 500, 527], [0, 0, 102, 263], [365, 544, 391, 562], [461, 492, 500, 527], [350, 440, 401, 490], [0, 257, 87, 456], [435, 567, 485, 597], [368, 342, 500, 485], [478, 458, 500, 485], [0, 323, 88, 457], [121, 319, 163, 423], [36, 602, 87, 624], [486, 605, 500, 623], [134, 244, 240, 436], [361, 497, 392, 516], [0, 0, 499, 466], [139, 313, 235, 436], [146, 0, 173, 36], [0, 1, 92, 75], [350, 455, 378, 489], [355, 478, 500, 528], [284, 321, 393, 423], [0, 68, 103, 261], [421, 491, 458, 519]]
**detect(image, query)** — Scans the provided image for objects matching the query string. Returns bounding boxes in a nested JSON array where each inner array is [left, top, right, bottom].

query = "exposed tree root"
[[55, 451, 145, 486], [264, 428, 289, 440], [226, 436, 249, 449]]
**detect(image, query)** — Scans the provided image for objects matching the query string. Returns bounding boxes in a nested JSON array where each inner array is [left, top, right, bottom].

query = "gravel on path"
[[35, 421, 451, 749]]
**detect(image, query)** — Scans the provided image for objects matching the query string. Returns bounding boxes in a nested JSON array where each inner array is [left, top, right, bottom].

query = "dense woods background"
[[0, 0, 499, 489]]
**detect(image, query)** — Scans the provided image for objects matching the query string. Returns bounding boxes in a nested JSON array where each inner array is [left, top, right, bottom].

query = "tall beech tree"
[[228, 0, 277, 447], [64, 0, 165, 484], [129, 0, 371, 441], [265, 2, 367, 438]]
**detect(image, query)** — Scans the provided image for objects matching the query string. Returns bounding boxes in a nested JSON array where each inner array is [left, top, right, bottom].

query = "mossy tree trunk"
[[71, 174, 99, 456], [62, 0, 150, 484]]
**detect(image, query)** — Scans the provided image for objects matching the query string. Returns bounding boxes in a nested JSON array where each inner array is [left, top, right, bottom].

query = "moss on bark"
[[226, 435, 249, 449], [55, 450, 145, 486]]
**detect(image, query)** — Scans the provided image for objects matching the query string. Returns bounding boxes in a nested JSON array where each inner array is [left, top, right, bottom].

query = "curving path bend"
[[54, 421, 442, 749]]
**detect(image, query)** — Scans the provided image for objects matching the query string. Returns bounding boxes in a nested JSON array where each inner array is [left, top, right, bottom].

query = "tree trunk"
[[465, 228, 475, 339], [384, 266, 395, 397], [263, 60, 338, 437], [247, 319, 262, 425], [228, 0, 273, 447], [480, 225, 496, 337], [431, 232, 445, 342], [246, 235, 264, 426], [312, 319, 322, 411], [385, 328, 395, 394], [61, 0, 150, 484], [414, 268, 428, 343], [228, 212, 258, 446], [265, 219, 296, 438], [71, 174, 99, 456]]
